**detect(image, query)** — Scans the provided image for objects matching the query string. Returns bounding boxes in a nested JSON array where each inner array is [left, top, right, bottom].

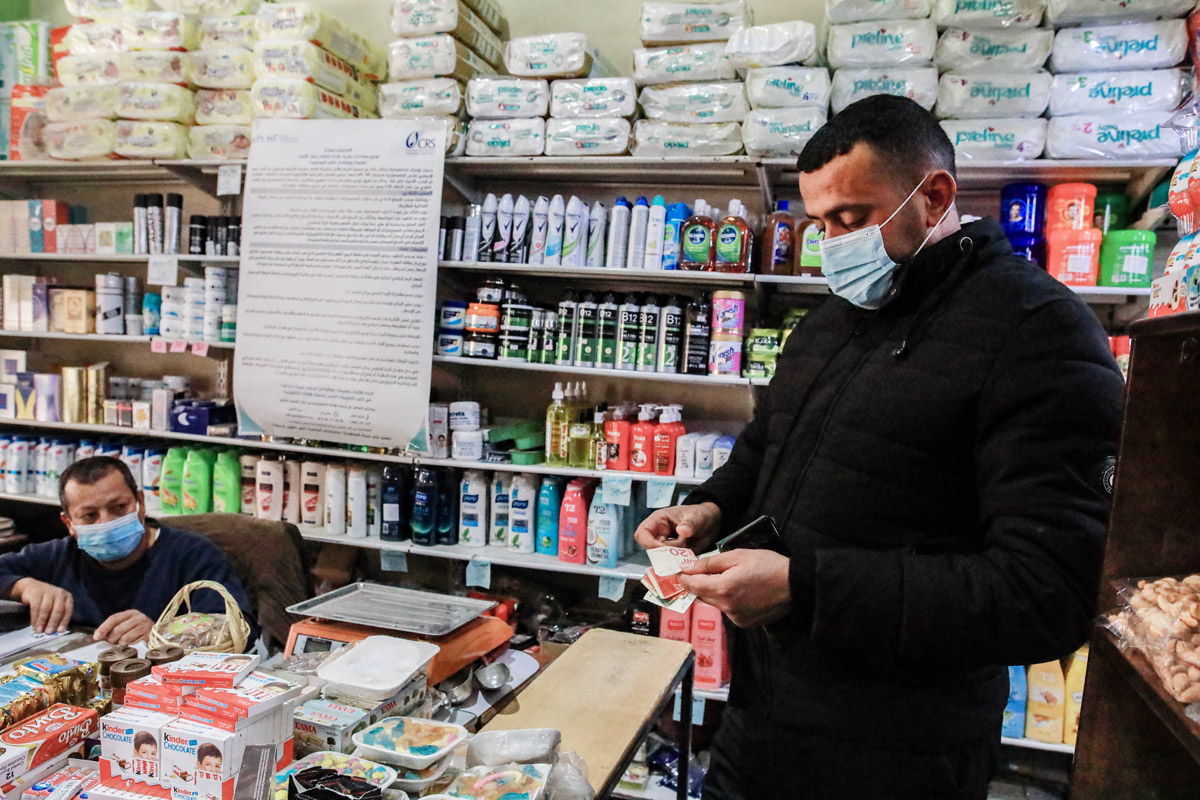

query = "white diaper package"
[[1046, 112, 1182, 159], [633, 42, 737, 86], [826, 0, 932, 22], [46, 86, 119, 122], [379, 79, 464, 117], [465, 117, 546, 156], [745, 67, 831, 109], [43, 119, 118, 160], [118, 51, 190, 84], [114, 119, 189, 158], [253, 41, 363, 96], [545, 117, 632, 156], [1049, 69, 1184, 116], [123, 12, 201, 52], [389, 35, 496, 82], [936, 71, 1052, 118], [195, 89, 254, 124], [256, 2, 387, 80], [639, 81, 750, 123], [188, 124, 251, 159], [1050, 21, 1186, 72], [158, 0, 259, 13], [200, 16, 258, 51], [826, 20, 938, 69], [116, 82, 196, 123], [931, 0, 1045, 29], [831, 66, 939, 112], [417, 115, 466, 154], [550, 78, 638, 118], [188, 47, 256, 89], [504, 33, 614, 78], [724, 21, 818, 69], [65, 22, 125, 54], [1046, 0, 1194, 26], [467, 78, 550, 119], [741, 107, 827, 157], [57, 54, 122, 86], [941, 118, 1047, 160], [640, 2, 750, 45], [250, 78, 372, 119], [391, 0, 504, 68], [934, 28, 1053, 71], [631, 120, 744, 156], [65, 0, 152, 15]]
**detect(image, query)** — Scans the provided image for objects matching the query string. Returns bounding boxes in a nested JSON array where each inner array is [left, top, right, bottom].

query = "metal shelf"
[[1000, 737, 1075, 755], [445, 156, 764, 188], [0, 254, 239, 264], [0, 491, 59, 507], [413, 454, 707, 486], [433, 355, 749, 386], [0, 160, 170, 182], [439, 261, 757, 286], [0, 331, 235, 349]]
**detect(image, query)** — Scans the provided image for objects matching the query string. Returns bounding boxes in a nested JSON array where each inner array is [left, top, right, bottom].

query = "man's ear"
[[137, 490, 147, 524], [924, 170, 957, 227], [60, 513, 75, 538]]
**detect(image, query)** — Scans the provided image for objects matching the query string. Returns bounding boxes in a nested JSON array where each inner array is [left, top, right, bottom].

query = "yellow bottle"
[[545, 382, 569, 467], [1025, 660, 1066, 744], [1063, 645, 1089, 746]]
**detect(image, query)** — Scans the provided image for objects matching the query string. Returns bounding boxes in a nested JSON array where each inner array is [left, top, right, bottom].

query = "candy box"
[[0, 704, 99, 785], [177, 702, 244, 733], [99, 708, 177, 786], [160, 719, 239, 800], [152, 653, 259, 689], [292, 701, 370, 757], [125, 695, 187, 715], [194, 673, 300, 720], [18, 763, 98, 800], [127, 677, 196, 702]]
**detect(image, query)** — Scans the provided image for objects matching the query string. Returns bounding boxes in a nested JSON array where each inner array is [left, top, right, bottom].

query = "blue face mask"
[[819, 175, 953, 310], [73, 507, 144, 563]]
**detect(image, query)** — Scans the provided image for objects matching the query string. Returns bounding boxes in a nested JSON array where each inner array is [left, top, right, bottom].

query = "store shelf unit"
[[432, 355, 750, 386], [0, 491, 59, 507], [0, 254, 240, 264], [0, 331, 235, 349]]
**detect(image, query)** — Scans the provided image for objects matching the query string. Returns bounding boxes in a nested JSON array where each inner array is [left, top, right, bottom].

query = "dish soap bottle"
[[679, 200, 716, 271], [761, 200, 795, 275], [795, 220, 823, 277], [715, 200, 753, 274]]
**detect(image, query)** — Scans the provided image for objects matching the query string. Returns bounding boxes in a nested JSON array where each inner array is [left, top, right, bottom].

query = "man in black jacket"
[[635, 96, 1124, 799]]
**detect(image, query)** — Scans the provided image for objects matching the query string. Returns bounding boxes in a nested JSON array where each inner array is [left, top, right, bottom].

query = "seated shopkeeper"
[[0, 456, 257, 647]]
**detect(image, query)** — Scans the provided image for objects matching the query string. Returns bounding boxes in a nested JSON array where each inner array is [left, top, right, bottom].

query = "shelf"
[[432, 355, 750, 386], [445, 156, 764, 188], [439, 261, 757, 286], [413, 454, 707, 486], [1000, 737, 1075, 755], [0, 161, 170, 182], [0, 254, 239, 264], [0, 331, 235, 349], [0, 491, 59, 507]]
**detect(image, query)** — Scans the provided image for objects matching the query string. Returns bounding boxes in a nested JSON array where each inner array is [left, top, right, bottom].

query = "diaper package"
[[416, 114, 466, 154], [467, 78, 550, 118], [256, 2, 387, 81], [114, 119, 189, 158], [116, 82, 196, 123], [724, 21, 818, 69], [633, 42, 736, 86], [741, 107, 827, 156], [46, 85, 119, 122], [640, 2, 750, 45], [931, 0, 1045, 29], [826, 0, 932, 22], [934, 27, 1053, 71], [200, 16, 258, 51], [388, 35, 496, 82], [1046, 112, 1182, 158], [941, 118, 1047, 160], [831, 66, 938, 112], [123, 12, 201, 52], [379, 79, 464, 117], [187, 124, 251, 159], [745, 66, 831, 108], [550, 78, 638, 117], [65, 22, 125, 54], [119, 51, 190, 84], [631, 120, 744, 156], [545, 117, 632, 155], [250, 78, 372, 118], [639, 81, 750, 123], [65, 0, 152, 15], [158, 0, 259, 13], [465, 117, 546, 156], [826, 20, 937, 69], [460, 0, 507, 36], [195, 88, 255, 124], [1050, 20, 1186, 72], [188, 47, 256, 89], [57, 54, 122, 86], [43, 119, 118, 160], [505, 33, 616, 78], [391, 0, 504, 67], [1046, 0, 1193, 26], [253, 41, 362, 96], [936, 71, 1052, 118], [1049, 68, 1185, 116]]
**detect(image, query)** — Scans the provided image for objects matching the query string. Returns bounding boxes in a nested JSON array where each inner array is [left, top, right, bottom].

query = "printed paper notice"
[[234, 119, 446, 447]]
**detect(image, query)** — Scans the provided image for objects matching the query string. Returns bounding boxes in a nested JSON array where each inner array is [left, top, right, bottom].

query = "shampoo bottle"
[[625, 196, 649, 270], [436, 469, 458, 544], [410, 467, 438, 546], [679, 200, 716, 271], [586, 201, 607, 267], [368, 467, 383, 537], [301, 461, 326, 527], [630, 405, 657, 473], [605, 405, 632, 471], [558, 478, 595, 564], [586, 495, 621, 568], [255, 456, 283, 521], [459, 469, 488, 547], [529, 195, 550, 264], [323, 463, 346, 535], [182, 450, 213, 515], [682, 294, 711, 376], [544, 194, 566, 265], [283, 458, 301, 524], [346, 464, 367, 537], [239, 454, 258, 516], [489, 472, 512, 547], [562, 195, 588, 267], [212, 451, 240, 514], [381, 464, 409, 541], [160, 446, 187, 514], [536, 477, 562, 555], [606, 197, 630, 268], [508, 473, 538, 553], [642, 195, 667, 270]]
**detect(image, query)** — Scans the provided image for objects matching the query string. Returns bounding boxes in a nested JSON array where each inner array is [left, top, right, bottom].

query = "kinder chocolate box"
[[99, 708, 177, 786], [193, 673, 299, 720], [161, 719, 239, 800], [177, 703, 242, 733], [0, 704, 98, 784], [16, 762, 97, 800], [152, 654, 259, 689], [125, 695, 187, 715]]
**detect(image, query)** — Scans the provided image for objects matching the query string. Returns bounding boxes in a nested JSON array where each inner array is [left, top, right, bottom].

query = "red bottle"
[[653, 405, 685, 475], [629, 405, 657, 473], [605, 406, 632, 471]]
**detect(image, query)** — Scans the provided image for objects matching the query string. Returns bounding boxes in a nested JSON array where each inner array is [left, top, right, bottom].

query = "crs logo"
[[405, 130, 437, 150]]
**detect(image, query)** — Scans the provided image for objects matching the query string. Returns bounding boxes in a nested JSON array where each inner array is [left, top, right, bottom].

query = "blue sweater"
[[0, 525, 258, 643]]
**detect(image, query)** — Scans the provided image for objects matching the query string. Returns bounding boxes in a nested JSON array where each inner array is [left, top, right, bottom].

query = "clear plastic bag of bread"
[[1104, 574, 1200, 704]]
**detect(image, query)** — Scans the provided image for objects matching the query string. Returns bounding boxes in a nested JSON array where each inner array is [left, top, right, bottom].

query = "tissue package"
[[119, 51, 190, 84], [65, 0, 152, 14], [467, 78, 550, 119], [640, 2, 750, 45], [116, 82, 196, 123], [379, 79, 464, 117], [200, 16, 258, 51], [253, 41, 364, 97], [465, 117, 546, 156], [504, 33, 612, 78], [256, 2, 387, 81], [123, 12, 201, 52], [251, 79, 371, 118], [724, 21, 818, 69], [114, 120, 189, 158], [1050, 21, 1186, 72], [188, 124, 251, 160], [391, 0, 504, 67], [46, 86, 119, 122], [934, 28, 1053, 72], [631, 120, 743, 156], [745, 66, 831, 109], [1046, 0, 1193, 26], [741, 107, 827, 157], [388, 35, 496, 82], [65, 22, 125, 54], [831, 66, 938, 113], [931, 0, 1045, 29], [1046, 112, 1182, 159], [550, 78, 638, 118], [825, 0, 932, 23], [639, 81, 749, 123], [195, 89, 255, 124], [545, 117, 632, 156], [187, 48, 255, 89], [44, 121, 117, 160], [941, 118, 1047, 160], [826, 20, 937, 69], [1049, 68, 1185, 116], [936, 71, 1052, 119], [57, 54, 122, 86], [633, 42, 736, 86], [157, 0, 258, 13]]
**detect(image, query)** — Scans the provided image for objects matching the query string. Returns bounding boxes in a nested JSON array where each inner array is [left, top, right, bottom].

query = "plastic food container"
[[711, 290, 746, 334], [1046, 182, 1096, 232], [1000, 182, 1046, 237], [352, 716, 469, 769], [1099, 230, 1155, 288], [388, 756, 453, 794], [1047, 227, 1102, 286], [316, 635, 439, 701], [1008, 234, 1046, 270], [439, 763, 551, 800], [1093, 191, 1130, 235], [275, 751, 397, 792]]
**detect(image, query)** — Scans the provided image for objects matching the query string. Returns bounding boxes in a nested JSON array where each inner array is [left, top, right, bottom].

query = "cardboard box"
[[33, 373, 59, 422], [99, 708, 177, 786], [95, 223, 117, 256], [1, 279, 19, 330], [291, 700, 369, 757], [41, 200, 68, 254], [14, 373, 35, 420], [152, 653, 260, 689], [0, 200, 13, 254], [0, 385, 15, 419], [114, 222, 134, 254], [690, 600, 729, 691], [50, 288, 94, 335], [30, 281, 49, 332], [1149, 269, 1188, 318], [125, 696, 187, 715], [0, 350, 24, 383], [17, 274, 34, 331], [27, 200, 42, 253], [194, 673, 300, 721], [0, 704, 98, 785], [151, 389, 176, 431], [133, 400, 152, 429], [160, 720, 239, 800]]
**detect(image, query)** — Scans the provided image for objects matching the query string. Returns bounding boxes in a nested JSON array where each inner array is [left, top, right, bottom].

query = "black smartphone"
[[716, 515, 786, 555]]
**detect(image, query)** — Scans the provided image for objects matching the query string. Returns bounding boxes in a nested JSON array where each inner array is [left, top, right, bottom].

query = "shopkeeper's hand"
[[679, 549, 792, 629], [635, 502, 722, 554], [94, 609, 153, 646], [11, 578, 73, 634]]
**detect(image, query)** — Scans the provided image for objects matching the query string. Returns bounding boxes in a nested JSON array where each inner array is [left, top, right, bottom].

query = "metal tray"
[[287, 583, 496, 637]]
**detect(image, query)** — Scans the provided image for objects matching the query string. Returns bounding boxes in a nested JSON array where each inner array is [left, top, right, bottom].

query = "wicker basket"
[[149, 580, 251, 654]]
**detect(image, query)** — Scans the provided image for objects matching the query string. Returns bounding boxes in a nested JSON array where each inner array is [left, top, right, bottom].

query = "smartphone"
[[716, 515, 786, 555]]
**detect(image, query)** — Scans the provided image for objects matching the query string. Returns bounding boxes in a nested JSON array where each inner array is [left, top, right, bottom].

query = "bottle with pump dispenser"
[[762, 200, 795, 275], [606, 197, 630, 268], [679, 201, 716, 271], [630, 405, 657, 472], [625, 196, 650, 270], [642, 195, 667, 270], [654, 406, 686, 475], [545, 382, 569, 467], [590, 407, 609, 470], [605, 405, 632, 471], [715, 200, 754, 274]]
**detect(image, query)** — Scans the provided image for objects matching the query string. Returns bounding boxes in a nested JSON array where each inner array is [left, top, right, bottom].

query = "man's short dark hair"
[[797, 95, 956, 184], [59, 456, 139, 513]]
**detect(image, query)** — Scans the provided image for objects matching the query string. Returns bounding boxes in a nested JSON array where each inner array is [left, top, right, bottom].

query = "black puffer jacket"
[[686, 218, 1123, 750]]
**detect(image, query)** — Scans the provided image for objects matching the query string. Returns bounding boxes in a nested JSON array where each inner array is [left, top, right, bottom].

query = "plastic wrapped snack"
[[253, 41, 363, 97], [936, 71, 1052, 119], [639, 81, 749, 123], [931, 0, 1045, 29], [640, 2, 750, 46], [114, 119, 189, 158], [465, 117, 546, 156], [158, 0, 260, 13], [826, 20, 937, 69], [831, 66, 938, 112], [504, 33, 612, 79], [741, 107, 827, 156], [188, 48, 255, 89], [195, 89, 254, 124], [443, 764, 552, 800], [550, 78, 638, 118], [631, 120, 743, 156], [940, 117, 1047, 160], [1047, 0, 1193, 25], [188, 124, 251, 159], [388, 35, 496, 82], [123, 12, 201, 52], [65, 21, 125, 54], [251, 78, 371, 119], [545, 117, 632, 156], [934, 28, 1054, 72], [46, 85, 119, 122], [1106, 576, 1200, 704], [724, 21, 818, 69], [119, 51, 190, 84], [116, 82, 195, 123], [57, 53, 122, 86], [391, 0, 504, 68], [633, 42, 736, 86], [200, 16, 258, 50], [1051, 21, 1187, 73], [466, 77, 550, 119], [379, 79, 464, 117], [65, 0, 152, 15], [745, 66, 831, 109], [1046, 112, 1182, 159], [826, 0, 932, 22], [1049, 69, 1185, 116], [256, 2, 387, 81]]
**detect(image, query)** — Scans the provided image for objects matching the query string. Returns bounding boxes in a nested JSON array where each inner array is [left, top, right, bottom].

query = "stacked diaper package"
[[2, 20, 54, 160], [729, 19, 824, 156]]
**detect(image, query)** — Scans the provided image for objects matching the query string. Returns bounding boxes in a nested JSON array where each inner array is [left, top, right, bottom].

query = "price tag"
[[191, 342, 210, 357], [147, 255, 178, 287], [598, 574, 627, 602], [466, 558, 491, 589], [169, 340, 188, 353], [646, 477, 677, 509], [602, 475, 632, 506], [217, 164, 243, 196], [672, 691, 706, 724], [380, 551, 408, 573], [150, 338, 168, 354]]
